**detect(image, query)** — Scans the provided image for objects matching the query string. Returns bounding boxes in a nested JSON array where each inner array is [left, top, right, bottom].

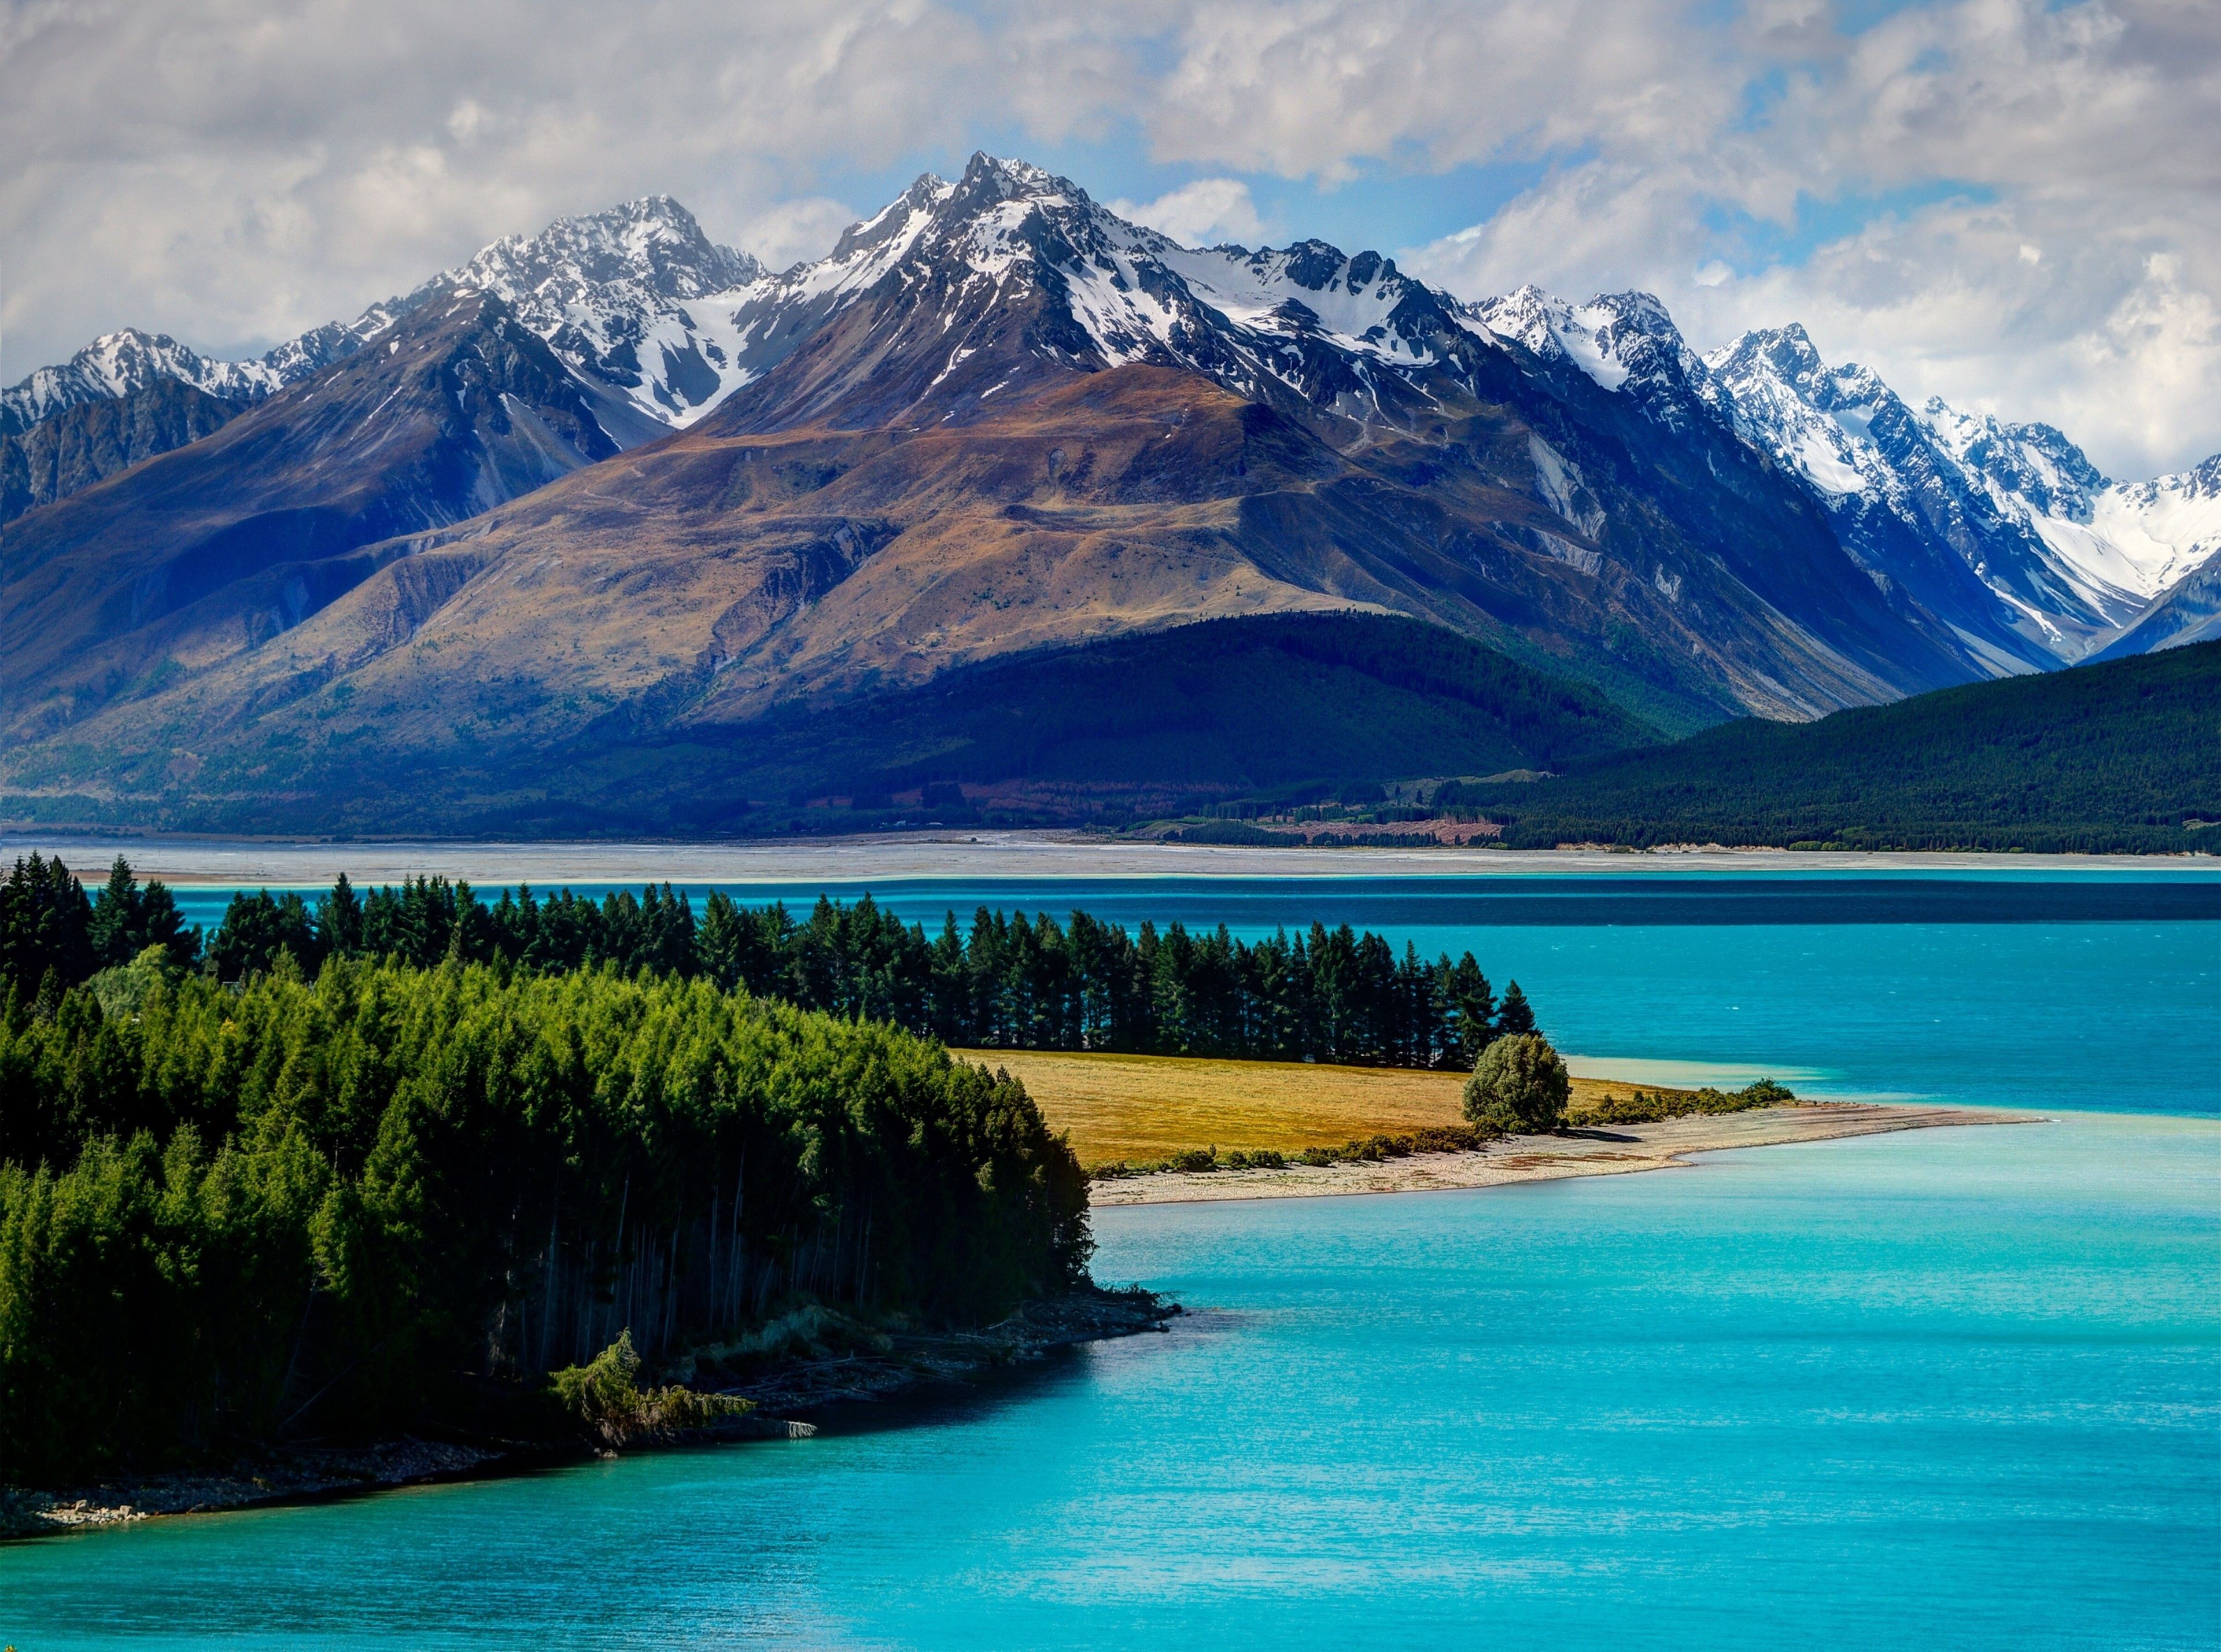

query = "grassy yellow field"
[[953, 1048, 1687, 1167]]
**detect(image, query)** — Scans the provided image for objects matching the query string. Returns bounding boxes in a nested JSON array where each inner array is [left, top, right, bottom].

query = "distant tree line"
[[2, 854, 1540, 1071]]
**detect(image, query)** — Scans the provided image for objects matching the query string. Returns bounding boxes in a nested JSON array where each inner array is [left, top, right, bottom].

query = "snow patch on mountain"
[[709, 154, 1475, 425], [1462, 286, 1720, 437], [406, 196, 765, 429], [2079, 456, 2221, 593], [1162, 242, 1444, 367], [1913, 398, 2215, 606], [1469, 287, 1626, 390], [1464, 287, 1704, 392], [12, 151, 2209, 680]]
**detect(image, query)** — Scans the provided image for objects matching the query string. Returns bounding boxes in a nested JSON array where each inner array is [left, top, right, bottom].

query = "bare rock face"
[[1, 377, 247, 525]]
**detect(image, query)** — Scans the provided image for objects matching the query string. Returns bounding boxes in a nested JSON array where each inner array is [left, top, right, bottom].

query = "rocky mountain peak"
[[2, 327, 277, 433], [817, 173, 953, 272], [12, 153, 2213, 686], [707, 158, 1490, 433], [444, 194, 762, 307], [953, 150, 1068, 204], [1708, 322, 1826, 388], [1468, 286, 1699, 397], [1914, 398, 2109, 510]]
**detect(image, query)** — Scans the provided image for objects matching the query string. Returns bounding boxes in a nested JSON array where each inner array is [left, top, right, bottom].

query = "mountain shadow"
[[0, 611, 1659, 836]]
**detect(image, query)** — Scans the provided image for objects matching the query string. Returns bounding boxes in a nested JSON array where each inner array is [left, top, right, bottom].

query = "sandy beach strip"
[[3, 830, 2194, 888], [1089, 1102, 2038, 1206]]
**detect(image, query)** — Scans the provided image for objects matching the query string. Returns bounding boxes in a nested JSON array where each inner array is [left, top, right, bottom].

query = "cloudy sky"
[[3, 0, 2214, 476]]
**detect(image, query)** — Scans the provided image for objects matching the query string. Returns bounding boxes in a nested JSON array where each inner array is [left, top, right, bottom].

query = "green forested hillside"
[[695, 611, 1662, 830], [1453, 642, 2220, 853]]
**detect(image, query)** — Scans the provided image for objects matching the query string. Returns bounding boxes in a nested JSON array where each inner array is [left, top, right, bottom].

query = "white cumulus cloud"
[[1395, 0, 2221, 477], [0, 0, 2212, 476], [1106, 179, 1268, 247]]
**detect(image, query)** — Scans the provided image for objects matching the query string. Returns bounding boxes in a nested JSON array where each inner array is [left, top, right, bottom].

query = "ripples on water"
[[8, 871, 2213, 1647], [8, 1118, 2215, 1650]]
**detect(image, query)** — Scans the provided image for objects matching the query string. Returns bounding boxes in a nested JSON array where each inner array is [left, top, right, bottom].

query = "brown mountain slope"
[[0, 158, 1996, 833], [7, 360, 1902, 818], [0, 291, 623, 744]]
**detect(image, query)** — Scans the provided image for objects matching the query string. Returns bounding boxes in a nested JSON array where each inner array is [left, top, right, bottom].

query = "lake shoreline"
[[0, 1288, 1176, 1543], [8, 828, 2210, 888], [1090, 1101, 2040, 1206]]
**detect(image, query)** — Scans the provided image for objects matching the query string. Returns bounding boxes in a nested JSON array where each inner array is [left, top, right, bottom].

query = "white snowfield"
[[7, 152, 2214, 666], [1469, 286, 1636, 390]]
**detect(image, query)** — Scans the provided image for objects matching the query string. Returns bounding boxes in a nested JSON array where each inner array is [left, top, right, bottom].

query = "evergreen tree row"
[[3, 855, 1539, 1071]]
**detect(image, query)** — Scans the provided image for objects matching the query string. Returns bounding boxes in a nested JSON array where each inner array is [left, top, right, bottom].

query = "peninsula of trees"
[[0, 854, 1543, 1484]]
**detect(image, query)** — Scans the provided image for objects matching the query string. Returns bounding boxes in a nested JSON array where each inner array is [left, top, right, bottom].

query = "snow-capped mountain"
[[1, 328, 274, 432], [1463, 286, 1718, 434], [2089, 455, 2221, 594], [2085, 458, 2221, 658], [706, 155, 1488, 432], [9, 145, 2206, 748], [1702, 323, 2220, 666], [460, 155, 1975, 724], [2, 288, 629, 742], [401, 195, 763, 434], [1, 312, 406, 437], [2, 197, 762, 451]]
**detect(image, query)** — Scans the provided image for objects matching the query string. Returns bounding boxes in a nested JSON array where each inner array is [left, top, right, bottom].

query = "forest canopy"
[[0, 958, 1089, 1483]]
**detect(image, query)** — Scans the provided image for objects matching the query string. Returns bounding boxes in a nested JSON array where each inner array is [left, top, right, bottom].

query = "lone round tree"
[[1462, 1033, 1571, 1134]]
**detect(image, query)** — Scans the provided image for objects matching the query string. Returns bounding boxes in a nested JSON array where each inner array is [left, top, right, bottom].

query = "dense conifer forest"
[[4, 856, 1529, 1073], [0, 854, 1536, 1483]]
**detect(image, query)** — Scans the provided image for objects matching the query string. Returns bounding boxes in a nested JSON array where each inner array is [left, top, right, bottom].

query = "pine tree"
[[0, 854, 95, 993], [1445, 952, 1496, 1067], [1495, 979, 1537, 1039], [138, 880, 195, 971], [318, 873, 365, 957], [88, 856, 142, 967], [206, 890, 323, 980]]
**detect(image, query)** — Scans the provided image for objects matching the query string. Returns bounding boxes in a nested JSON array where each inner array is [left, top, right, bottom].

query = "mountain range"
[[2, 154, 2214, 835]]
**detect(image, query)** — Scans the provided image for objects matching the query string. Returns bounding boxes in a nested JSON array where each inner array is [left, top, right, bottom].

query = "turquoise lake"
[[9, 868, 2218, 1646]]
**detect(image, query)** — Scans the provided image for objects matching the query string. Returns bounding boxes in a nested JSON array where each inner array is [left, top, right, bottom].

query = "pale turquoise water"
[[9, 872, 2215, 1645], [4, 1116, 2215, 1649]]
